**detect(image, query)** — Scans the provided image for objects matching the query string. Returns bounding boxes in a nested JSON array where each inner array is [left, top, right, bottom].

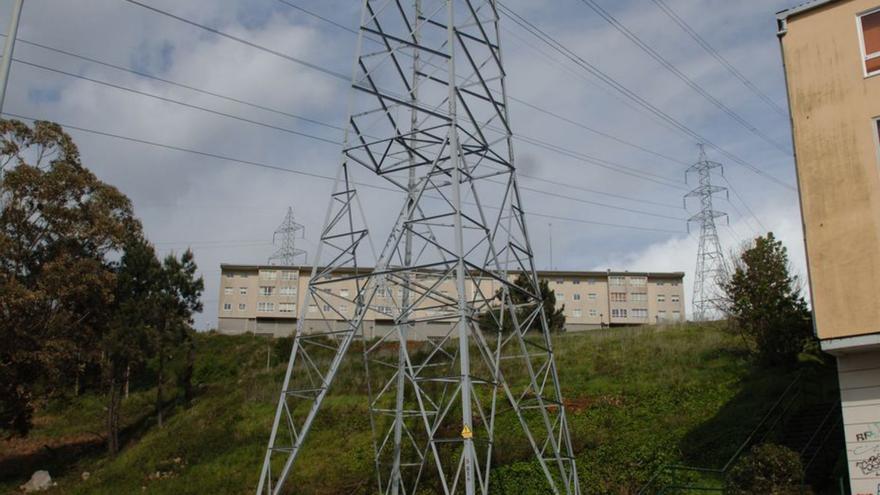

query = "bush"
[[726, 444, 805, 495]]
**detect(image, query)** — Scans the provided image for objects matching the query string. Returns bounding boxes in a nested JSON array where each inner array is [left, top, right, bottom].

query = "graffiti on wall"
[[856, 454, 880, 476]]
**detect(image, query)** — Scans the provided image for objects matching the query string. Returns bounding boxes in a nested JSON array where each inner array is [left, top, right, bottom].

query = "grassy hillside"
[[0, 324, 821, 494]]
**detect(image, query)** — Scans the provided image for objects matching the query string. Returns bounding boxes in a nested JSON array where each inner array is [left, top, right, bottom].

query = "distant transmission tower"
[[257, 1, 580, 494], [268, 207, 307, 266], [685, 145, 729, 321]]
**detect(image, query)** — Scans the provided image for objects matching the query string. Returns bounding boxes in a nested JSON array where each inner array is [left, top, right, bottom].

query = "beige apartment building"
[[216, 264, 685, 338], [778, 1, 880, 491]]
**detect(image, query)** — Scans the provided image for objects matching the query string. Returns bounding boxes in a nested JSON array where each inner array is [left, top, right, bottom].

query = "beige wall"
[[217, 265, 685, 337], [781, 0, 880, 340]]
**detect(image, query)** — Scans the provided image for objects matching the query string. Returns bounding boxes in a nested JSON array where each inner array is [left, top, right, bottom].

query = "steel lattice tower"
[[685, 145, 728, 321], [257, 1, 580, 494], [268, 207, 307, 266]]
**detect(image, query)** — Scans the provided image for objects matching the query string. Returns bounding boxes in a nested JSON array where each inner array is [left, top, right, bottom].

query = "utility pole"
[[549, 222, 554, 271], [257, 1, 580, 494], [685, 144, 728, 321], [0, 0, 23, 113], [267, 207, 306, 267]]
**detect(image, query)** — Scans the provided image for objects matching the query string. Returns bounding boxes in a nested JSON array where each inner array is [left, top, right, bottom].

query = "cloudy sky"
[[2, 0, 808, 328]]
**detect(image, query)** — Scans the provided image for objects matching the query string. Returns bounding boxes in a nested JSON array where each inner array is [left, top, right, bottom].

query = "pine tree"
[[722, 233, 813, 366], [477, 273, 566, 333]]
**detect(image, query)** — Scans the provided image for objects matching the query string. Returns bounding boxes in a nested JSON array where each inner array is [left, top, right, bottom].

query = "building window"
[[223, 303, 232, 312], [657, 294, 666, 303], [629, 276, 647, 286], [657, 281, 666, 286], [861, 9, 880, 75], [573, 280, 580, 285], [631, 292, 647, 302], [588, 293, 597, 300], [671, 295, 680, 303], [259, 269, 277, 280], [279, 303, 295, 313], [611, 308, 627, 318], [224, 287, 233, 295], [225, 272, 234, 279], [280, 286, 296, 296], [555, 291, 565, 301], [572, 309, 582, 318], [340, 289, 350, 298], [611, 292, 627, 302], [555, 279, 564, 284], [658, 310, 667, 320], [257, 302, 274, 312], [281, 270, 297, 280], [238, 303, 246, 311], [339, 304, 348, 313], [609, 276, 625, 286], [308, 304, 317, 313], [573, 293, 581, 301], [589, 309, 598, 317], [323, 304, 331, 312], [587, 279, 597, 285], [259, 286, 274, 296], [631, 308, 648, 319], [673, 311, 681, 320], [240, 287, 247, 295]]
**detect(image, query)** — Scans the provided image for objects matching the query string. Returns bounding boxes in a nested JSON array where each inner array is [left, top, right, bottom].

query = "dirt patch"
[[0, 433, 104, 481]]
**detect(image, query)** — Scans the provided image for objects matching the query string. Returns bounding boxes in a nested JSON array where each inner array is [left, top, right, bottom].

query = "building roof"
[[219, 264, 685, 279], [776, 0, 842, 22]]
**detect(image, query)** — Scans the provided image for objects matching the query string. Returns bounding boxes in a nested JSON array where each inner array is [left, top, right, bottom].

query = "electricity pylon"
[[268, 207, 307, 266], [685, 145, 728, 321], [257, 1, 580, 494]]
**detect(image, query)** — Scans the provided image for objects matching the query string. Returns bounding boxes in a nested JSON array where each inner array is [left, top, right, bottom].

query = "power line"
[[15, 48, 687, 194], [3, 112, 685, 235], [496, 2, 797, 192], [507, 93, 689, 168], [517, 173, 683, 210], [121, 0, 350, 81], [10, 35, 344, 132], [113, 0, 780, 241], [649, 0, 789, 118], [576, 0, 791, 156], [110, 0, 692, 190], [721, 174, 768, 233], [512, 133, 687, 190], [14, 58, 341, 145], [274, 0, 357, 36]]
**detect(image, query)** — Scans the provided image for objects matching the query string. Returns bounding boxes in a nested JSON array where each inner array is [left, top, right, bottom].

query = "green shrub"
[[726, 444, 805, 495]]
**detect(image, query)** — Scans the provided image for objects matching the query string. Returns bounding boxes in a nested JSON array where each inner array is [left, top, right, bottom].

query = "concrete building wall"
[[779, 1, 880, 491], [216, 265, 685, 339], [780, 0, 880, 340]]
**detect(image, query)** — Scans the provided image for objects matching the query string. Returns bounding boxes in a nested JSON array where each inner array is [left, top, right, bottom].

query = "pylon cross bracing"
[[685, 145, 728, 322], [257, 1, 580, 494], [268, 206, 307, 267]]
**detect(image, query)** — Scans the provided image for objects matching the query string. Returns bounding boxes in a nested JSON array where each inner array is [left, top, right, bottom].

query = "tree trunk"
[[182, 338, 194, 406], [156, 351, 164, 428], [107, 368, 121, 457], [124, 364, 130, 399]]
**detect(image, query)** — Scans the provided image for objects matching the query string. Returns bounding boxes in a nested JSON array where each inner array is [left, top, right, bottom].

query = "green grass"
[[0, 324, 824, 494]]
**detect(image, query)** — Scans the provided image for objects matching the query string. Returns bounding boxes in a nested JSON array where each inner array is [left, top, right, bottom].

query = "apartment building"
[[778, 1, 880, 491], [216, 265, 685, 338]]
